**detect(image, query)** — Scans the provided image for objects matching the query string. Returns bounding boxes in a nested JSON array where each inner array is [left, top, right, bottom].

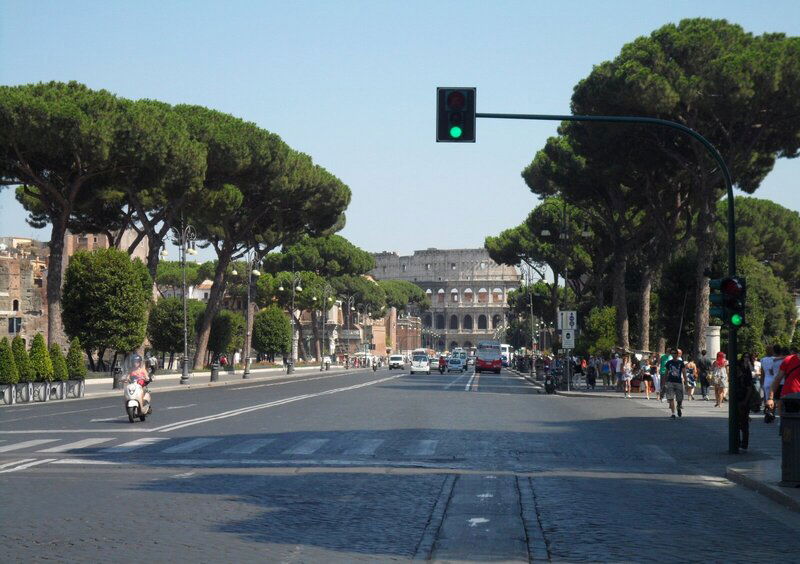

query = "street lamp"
[[315, 284, 335, 370], [233, 250, 262, 379], [278, 271, 302, 374], [162, 218, 197, 385]]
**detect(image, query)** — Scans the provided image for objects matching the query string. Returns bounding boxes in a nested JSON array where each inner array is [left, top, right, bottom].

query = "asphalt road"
[[2, 365, 800, 563]]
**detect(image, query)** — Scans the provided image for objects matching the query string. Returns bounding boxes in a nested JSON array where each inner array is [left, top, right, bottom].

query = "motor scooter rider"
[[438, 355, 447, 373], [129, 354, 151, 387]]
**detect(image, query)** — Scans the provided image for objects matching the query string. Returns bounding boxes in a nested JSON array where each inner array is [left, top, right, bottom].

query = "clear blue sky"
[[1, 0, 798, 260]]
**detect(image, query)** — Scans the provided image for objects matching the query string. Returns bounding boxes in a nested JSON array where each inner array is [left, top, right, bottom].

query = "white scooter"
[[122, 356, 152, 423]]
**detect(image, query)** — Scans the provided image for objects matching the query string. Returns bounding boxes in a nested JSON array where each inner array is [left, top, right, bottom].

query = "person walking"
[[735, 352, 757, 450], [664, 349, 686, 418], [766, 345, 800, 416], [611, 353, 623, 392], [622, 355, 634, 398], [697, 349, 712, 401], [685, 355, 697, 401], [712, 351, 728, 407], [658, 350, 672, 401], [601, 358, 611, 389], [650, 354, 661, 401], [639, 358, 652, 400]]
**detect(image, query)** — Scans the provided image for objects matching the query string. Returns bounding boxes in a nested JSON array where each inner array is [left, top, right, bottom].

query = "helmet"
[[131, 353, 142, 366]]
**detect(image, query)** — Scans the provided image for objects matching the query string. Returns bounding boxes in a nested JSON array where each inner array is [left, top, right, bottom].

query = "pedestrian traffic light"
[[436, 87, 476, 142], [709, 276, 746, 327]]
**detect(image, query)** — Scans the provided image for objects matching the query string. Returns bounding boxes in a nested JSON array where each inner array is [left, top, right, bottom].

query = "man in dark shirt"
[[664, 348, 686, 419], [697, 349, 712, 401]]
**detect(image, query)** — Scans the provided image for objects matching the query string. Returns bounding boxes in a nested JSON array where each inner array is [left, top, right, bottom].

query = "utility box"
[[781, 393, 800, 485]]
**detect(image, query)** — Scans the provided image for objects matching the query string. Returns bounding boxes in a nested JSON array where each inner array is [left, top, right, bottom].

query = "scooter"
[[122, 357, 152, 423], [372, 362, 378, 372], [439, 364, 446, 375], [544, 373, 556, 395]]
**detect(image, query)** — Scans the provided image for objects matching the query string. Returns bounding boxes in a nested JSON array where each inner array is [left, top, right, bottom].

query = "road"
[[2, 365, 799, 562]]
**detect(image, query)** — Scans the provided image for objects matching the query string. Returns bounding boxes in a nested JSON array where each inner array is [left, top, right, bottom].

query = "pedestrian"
[[622, 354, 633, 398], [765, 344, 787, 410], [611, 353, 623, 392], [650, 354, 662, 401], [735, 352, 757, 450], [712, 351, 728, 407], [760, 345, 774, 408], [664, 348, 686, 418], [640, 358, 653, 400], [766, 345, 800, 416], [601, 358, 611, 389], [684, 355, 697, 401], [697, 349, 712, 401], [658, 350, 672, 401]]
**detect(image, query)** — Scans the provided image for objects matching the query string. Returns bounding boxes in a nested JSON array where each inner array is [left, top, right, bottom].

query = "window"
[[449, 315, 458, 330], [492, 314, 502, 329], [8, 317, 22, 334], [463, 315, 473, 329], [426, 263, 431, 270], [463, 289, 473, 303], [435, 314, 445, 329], [12, 299, 19, 311], [477, 315, 487, 330], [423, 314, 432, 328], [451, 263, 456, 270], [437, 289, 445, 303], [402, 264, 407, 271], [451, 289, 458, 302]]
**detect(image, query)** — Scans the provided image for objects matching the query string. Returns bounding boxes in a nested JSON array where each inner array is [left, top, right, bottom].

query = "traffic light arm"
[[475, 109, 739, 454]]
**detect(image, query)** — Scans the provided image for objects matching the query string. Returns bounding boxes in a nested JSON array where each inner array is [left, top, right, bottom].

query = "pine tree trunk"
[[638, 267, 656, 352], [310, 310, 321, 361], [293, 312, 308, 360], [692, 207, 715, 358], [611, 253, 629, 349], [46, 212, 69, 347], [193, 252, 231, 370]]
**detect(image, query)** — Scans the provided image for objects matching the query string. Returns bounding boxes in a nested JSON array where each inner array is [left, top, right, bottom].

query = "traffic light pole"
[[475, 111, 739, 453]]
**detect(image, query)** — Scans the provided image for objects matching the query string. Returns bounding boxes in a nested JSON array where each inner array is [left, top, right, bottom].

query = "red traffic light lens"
[[446, 91, 466, 110], [721, 278, 743, 296]]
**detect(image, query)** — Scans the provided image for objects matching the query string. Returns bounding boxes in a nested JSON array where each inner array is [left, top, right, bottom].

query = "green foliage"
[[507, 281, 558, 321], [12, 335, 34, 383], [29, 333, 53, 382], [582, 307, 617, 356], [264, 235, 373, 278], [377, 279, 430, 312], [66, 337, 87, 380], [0, 337, 19, 385], [147, 297, 206, 353], [49, 342, 68, 382], [208, 310, 245, 356], [791, 328, 800, 352], [252, 306, 292, 357], [62, 248, 153, 354], [505, 319, 533, 350], [735, 255, 796, 351], [155, 261, 204, 295]]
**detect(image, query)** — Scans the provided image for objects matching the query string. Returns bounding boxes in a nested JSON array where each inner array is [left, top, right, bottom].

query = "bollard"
[[210, 362, 220, 382], [781, 393, 800, 485]]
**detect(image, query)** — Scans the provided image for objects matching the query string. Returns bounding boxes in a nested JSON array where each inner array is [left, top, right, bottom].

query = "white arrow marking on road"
[[165, 404, 196, 410], [283, 438, 329, 455], [0, 458, 57, 473], [222, 438, 275, 454], [153, 374, 404, 433], [0, 439, 59, 452], [99, 437, 168, 453], [161, 438, 222, 454], [38, 438, 114, 453], [467, 517, 490, 527]]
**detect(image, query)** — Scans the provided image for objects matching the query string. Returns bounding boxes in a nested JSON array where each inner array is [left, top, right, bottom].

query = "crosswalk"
[[0, 435, 446, 459]]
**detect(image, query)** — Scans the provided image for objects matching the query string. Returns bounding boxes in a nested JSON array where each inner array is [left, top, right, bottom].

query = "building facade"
[[0, 241, 47, 345], [371, 248, 520, 351]]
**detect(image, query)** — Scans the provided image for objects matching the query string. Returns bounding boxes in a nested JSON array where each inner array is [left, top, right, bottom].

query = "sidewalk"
[[511, 367, 800, 513]]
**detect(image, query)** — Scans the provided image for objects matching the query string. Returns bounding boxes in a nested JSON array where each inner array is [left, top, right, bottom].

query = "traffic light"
[[709, 276, 746, 327], [436, 87, 476, 142]]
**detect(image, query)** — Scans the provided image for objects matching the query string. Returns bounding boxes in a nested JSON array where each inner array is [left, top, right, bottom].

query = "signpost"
[[562, 330, 575, 349]]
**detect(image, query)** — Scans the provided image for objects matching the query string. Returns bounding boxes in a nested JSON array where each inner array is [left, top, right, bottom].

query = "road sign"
[[558, 310, 577, 331], [562, 330, 575, 349]]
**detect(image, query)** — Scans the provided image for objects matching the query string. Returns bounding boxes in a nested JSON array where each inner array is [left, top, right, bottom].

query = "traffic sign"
[[562, 330, 575, 349], [558, 310, 577, 331]]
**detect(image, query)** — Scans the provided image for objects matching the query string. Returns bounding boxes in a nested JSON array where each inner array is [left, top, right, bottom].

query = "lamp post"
[[232, 250, 262, 379], [278, 272, 302, 374], [161, 219, 197, 385], [314, 284, 335, 370]]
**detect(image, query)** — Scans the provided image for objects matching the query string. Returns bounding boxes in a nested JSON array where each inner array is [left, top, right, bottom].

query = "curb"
[[726, 461, 800, 514]]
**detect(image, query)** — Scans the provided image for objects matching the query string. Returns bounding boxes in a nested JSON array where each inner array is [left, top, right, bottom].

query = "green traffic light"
[[449, 126, 463, 139], [731, 313, 743, 327]]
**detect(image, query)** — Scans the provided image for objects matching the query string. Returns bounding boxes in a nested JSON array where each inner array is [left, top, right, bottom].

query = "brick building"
[[0, 240, 47, 344]]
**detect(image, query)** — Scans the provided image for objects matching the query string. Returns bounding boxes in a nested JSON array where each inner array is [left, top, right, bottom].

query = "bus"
[[500, 344, 512, 367], [476, 340, 502, 373]]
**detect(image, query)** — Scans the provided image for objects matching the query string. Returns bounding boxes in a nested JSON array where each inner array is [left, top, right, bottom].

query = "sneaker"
[[670, 414, 676, 419], [677, 406, 682, 417]]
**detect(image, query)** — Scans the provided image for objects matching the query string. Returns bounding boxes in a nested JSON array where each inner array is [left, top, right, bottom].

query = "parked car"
[[447, 356, 465, 373], [388, 354, 405, 370], [410, 354, 431, 375]]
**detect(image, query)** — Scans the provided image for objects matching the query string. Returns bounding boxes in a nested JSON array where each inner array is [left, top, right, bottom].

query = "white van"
[[388, 355, 405, 370]]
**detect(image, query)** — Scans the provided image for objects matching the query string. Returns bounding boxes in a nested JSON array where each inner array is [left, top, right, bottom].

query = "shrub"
[[49, 343, 68, 382], [0, 337, 19, 385], [66, 337, 87, 380], [29, 333, 54, 382], [12, 335, 34, 383]]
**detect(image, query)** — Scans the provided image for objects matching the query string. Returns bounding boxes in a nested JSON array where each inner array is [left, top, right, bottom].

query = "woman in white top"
[[622, 355, 634, 398]]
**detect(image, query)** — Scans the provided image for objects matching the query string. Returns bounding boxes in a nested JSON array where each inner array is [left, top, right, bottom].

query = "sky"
[[1, 0, 798, 262]]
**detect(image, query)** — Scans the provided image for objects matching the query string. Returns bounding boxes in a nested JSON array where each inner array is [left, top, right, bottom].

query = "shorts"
[[665, 381, 684, 402], [615, 372, 623, 383]]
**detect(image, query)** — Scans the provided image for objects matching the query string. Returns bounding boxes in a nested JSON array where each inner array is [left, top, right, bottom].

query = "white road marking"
[[484, 475, 497, 479], [154, 374, 404, 433], [468, 517, 489, 527], [165, 404, 196, 410], [0, 458, 35, 469], [0, 439, 59, 452], [161, 438, 222, 454], [283, 438, 329, 455], [222, 438, 275, 454], [477, 493, 494, 499], [91, 417, 123, 422], [52, 458, 120, 465], [343, 439, 384, 455], [38, 438, 114, 453], [171, 471, 196, 479], [407, 440, 438, 456], [0, 429, 146, 434], [464, 372, 477, 391], [0, 458, 57, 473], [444, 372, 469, 389], [1, 405, 115, 423], [100, 437, 168, 453], [227, 372, 351, 391]]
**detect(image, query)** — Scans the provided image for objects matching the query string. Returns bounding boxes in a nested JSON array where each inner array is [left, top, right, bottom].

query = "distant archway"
[[449, 315, 458, 330], [12, 299, 19, 311], [492, 314, 502, 329], [449, 341, 459, 351], [477, 314, 487, 330], [463, 315, 473, 330], [463, 288, 474, 303], [435, 314, 445, 329], [463, 341, 473, 349], [423, 314, 432, 328]]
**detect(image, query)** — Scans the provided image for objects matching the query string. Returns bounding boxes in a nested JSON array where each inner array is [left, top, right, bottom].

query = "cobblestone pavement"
[[2, 368, 799, 562]]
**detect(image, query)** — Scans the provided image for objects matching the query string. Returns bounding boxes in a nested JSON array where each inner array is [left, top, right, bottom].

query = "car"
[[475, 350, 502, 374], [388, 354, 405, 370], [447, 356, 465, 373], [410, 354, 431, 375]]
